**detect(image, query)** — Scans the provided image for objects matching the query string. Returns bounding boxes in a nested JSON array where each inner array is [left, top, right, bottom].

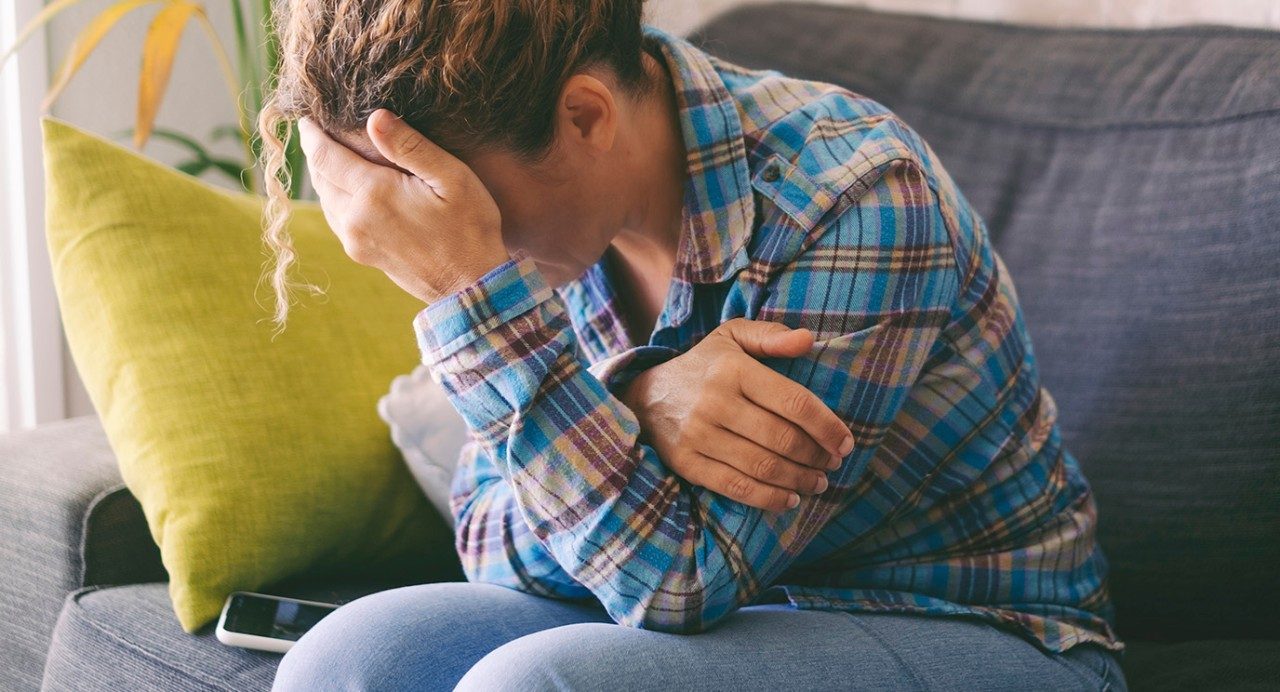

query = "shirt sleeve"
[[447, 436, 596, 600], [420, 157, 961, 633]]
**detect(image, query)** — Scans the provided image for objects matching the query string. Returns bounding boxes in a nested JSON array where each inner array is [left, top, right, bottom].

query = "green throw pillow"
[[41, 117, 457, 633]]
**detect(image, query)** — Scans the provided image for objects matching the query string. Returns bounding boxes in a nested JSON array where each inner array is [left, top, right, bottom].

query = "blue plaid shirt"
[[414, 27, 1121, 654]]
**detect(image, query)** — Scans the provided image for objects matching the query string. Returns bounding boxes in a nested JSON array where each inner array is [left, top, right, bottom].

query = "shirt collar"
[[644, 26, 755, 285]]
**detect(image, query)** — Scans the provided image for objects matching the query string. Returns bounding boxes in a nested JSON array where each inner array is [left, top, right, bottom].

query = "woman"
[[261, 1, 1125, 689]]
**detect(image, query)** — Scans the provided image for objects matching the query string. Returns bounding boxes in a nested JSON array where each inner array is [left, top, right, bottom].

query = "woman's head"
[[258, 0, 663, 333]]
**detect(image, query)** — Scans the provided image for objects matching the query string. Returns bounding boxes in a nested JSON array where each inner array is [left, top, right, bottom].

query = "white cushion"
[[376, 365, 468, 527]]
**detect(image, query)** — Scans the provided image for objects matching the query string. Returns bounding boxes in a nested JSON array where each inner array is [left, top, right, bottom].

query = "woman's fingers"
[[297, 117, 382, 195], [718, 401, 839, 471], [307, 160, 350, 206], [299, 145, 354, 235], [366, 108, 468, 194], [736, 358, 853, 459], [700, 425, 829, 496], [683, 452, 803, 514], [713, 318, 813, 358]]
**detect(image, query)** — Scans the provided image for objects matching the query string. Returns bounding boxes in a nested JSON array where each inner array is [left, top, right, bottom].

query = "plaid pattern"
[[413, 27, 1122, 653]]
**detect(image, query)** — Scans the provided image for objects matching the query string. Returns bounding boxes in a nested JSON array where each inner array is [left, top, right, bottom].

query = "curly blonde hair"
[[255, 0, 651, 335]]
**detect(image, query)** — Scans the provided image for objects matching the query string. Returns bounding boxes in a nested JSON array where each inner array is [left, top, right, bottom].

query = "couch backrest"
[[696, 4, 1280, 642]]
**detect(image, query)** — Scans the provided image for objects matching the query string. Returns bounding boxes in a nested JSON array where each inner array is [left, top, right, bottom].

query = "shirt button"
[[762, 164, 780, 182]]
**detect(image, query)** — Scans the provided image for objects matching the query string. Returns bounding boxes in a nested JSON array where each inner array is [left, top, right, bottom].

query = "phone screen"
[[223, 594, 338, 641]]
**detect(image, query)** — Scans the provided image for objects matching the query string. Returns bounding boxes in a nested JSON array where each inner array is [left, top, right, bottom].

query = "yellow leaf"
[[135, 0, 199, 150], [40, 0, 164, 112], [1, 0, 88, 67]]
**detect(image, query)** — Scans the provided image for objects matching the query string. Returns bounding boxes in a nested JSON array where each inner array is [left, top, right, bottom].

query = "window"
[[1, 0, 65, 433]]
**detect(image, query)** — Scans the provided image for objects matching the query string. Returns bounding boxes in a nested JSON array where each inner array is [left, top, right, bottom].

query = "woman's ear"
[[558, 73, 618, 155]]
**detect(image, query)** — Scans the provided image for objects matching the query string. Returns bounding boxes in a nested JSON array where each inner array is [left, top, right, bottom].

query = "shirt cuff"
[[413, 251, 552, 364], [586, 345, 682, 396]]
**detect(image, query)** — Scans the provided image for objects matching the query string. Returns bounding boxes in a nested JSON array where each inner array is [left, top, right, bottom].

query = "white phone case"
[[215, 591, 339, 654]]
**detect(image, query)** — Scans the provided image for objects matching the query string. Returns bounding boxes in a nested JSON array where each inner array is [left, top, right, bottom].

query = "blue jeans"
[[271, 582, 1125, 691]]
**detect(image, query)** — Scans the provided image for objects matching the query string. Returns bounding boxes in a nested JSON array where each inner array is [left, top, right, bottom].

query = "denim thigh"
[[457, 604, 1126, 692], [272, 582, 1125, 692], [270, 582, 611, 692]]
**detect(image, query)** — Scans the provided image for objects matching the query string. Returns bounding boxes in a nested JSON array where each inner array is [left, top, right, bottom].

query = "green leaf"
[[177, 159, 211, 177], [209, 158, 249, 186], [148, 128, 210, 156], [210, 123, 244, 142], [228, 0, 262, 116], [284, 120, 307, 199], [114, 126, 213, 160]]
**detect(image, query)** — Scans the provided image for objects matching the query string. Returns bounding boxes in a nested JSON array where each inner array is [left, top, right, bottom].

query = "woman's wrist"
[[618, 368, 653, 419]]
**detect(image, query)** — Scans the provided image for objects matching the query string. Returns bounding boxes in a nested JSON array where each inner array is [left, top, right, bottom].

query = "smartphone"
[[215, 591, 340, 653]]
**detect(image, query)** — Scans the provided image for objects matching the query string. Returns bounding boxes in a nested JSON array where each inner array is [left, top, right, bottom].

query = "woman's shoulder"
[[719, 59, 980, 290], [720, 61, 928, 186]]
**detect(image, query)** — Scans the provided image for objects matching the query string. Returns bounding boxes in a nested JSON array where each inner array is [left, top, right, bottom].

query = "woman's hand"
[[296, 109, 510, 304], [619, 319, 855, 513]]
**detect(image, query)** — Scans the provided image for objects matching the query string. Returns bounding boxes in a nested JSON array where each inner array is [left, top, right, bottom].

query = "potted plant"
[[2, 0, 304, 197]]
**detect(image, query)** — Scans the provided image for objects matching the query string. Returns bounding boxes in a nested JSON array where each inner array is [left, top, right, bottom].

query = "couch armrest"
[[0, 415, 165, 692]]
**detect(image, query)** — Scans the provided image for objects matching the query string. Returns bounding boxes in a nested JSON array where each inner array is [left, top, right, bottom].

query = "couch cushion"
[[1122, 639, 1280, 691], [41, 580, 402, 691], [0, 415, 166, 692], [695, 4, 1280, 643], [39, 584, 1280, 692]]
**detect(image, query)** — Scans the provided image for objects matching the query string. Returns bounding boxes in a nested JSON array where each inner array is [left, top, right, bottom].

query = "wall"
[[647, 0, 1280, 35], [46, 0, 1280, 419]]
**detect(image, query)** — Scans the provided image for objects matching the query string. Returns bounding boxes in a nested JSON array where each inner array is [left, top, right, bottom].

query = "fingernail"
[[787, 493, 800, 508], [829, 454, 843, 470], [371, 110, 390, 134], [839, 436, 854, 456], [814, 475, 829, 494]]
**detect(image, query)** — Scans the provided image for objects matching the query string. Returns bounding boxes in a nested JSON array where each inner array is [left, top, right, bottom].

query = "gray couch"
[[3, 4, 1277, 690]]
